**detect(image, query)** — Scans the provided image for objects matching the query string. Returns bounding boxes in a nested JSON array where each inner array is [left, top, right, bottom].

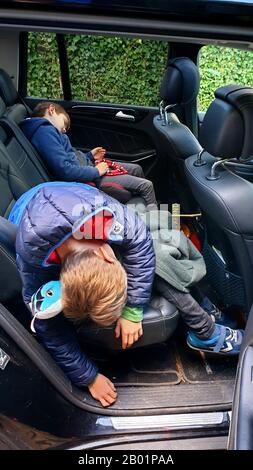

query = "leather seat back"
[[185, 84, 253, 313], [199, 84, 253, 159], [154, 57, 201, 160], [153, 57, 202, 211], [0, 216, 22, 301], [0, 68, 20, 107]]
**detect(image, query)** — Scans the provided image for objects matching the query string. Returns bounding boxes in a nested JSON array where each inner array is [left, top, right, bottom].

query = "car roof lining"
[[1, 7, 253, 50]]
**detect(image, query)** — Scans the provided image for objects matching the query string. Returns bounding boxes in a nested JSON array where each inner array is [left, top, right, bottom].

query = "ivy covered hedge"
[[27, 33, 253, 111], [27, 33, 168, 106], [199, 45, 253, 110], [27, 33, 61, 99], [66, 35, 168, 106]]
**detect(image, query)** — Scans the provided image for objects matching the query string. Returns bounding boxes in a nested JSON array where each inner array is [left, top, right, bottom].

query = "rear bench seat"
[[0, 70, 179, 349]]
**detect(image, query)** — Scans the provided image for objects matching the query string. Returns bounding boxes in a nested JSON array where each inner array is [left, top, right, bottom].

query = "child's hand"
[[96, 161, 109, 176], [88, 373, 117, 407], [91, 147, 106, 161], [115, 317, 143, 349]]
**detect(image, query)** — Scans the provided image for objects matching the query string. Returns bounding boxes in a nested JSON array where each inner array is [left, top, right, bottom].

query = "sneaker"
[[200, 296, 238, 329], [187, 324, 244, 356]]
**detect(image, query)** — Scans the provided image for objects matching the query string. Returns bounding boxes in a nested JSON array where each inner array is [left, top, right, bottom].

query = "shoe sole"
[[186, 339, 239, 356]]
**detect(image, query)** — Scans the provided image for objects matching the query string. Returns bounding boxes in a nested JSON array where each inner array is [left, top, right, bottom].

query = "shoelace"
[[210, 306, 223, 321], [213, 326, 239, 352], [226, 328, 238, 342]]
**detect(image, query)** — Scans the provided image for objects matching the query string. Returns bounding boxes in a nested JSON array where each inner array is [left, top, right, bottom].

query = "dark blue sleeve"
[[63, 136, 94, 163], [81, 150, 94, 163], [32, 127, 100, 182], [16, 253, 60, 305], [119, 208, 156, 307], [34, 314, 98, 387], [87, 151, 94, 162]]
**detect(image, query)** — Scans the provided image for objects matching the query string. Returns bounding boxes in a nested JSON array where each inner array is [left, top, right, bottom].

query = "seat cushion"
[[76, 295, 179, 350], [0, 216, 179, 347]]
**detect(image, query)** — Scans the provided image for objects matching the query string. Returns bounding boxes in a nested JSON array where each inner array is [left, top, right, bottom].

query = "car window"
[[65, 34, 168, 106], [27, 32, 168, 106], [198, 45, 253, 111], [27, 32, 63, 99]]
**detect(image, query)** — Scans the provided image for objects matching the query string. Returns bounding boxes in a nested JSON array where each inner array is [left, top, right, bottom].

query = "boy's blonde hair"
[[32, 101, 70, 131], [60, 250, 127, 326]]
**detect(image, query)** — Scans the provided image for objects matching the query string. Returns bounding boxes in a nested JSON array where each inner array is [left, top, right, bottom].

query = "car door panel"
[[67, 104, 157, 165], [63, 102, 167, 180], [229, 305, 253, 450]]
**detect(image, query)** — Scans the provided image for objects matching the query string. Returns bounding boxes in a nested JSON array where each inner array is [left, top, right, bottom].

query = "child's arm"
[[32, 127, 101, 182], [31, 311, 117, 406], [17, 259, 117, 407], [34, 313, 99, 385], [120, 208, 156, 307], [112, 208, 156, 349]]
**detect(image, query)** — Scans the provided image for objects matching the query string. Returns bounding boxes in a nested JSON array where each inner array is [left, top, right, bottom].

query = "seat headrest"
[[200, 84, 253, 160], [0, 69, 18, 107], [159, 57, 200, 106]]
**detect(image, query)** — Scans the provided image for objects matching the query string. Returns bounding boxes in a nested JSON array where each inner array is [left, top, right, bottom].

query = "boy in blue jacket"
[[10, 182, 244, 407], [10, 181, 155, 407], [20, 102, 157, 206]]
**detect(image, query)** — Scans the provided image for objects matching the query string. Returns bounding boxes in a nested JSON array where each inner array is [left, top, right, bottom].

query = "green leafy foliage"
[[65, 35, 168, 105], [27, 33, 63, 99], [199, 45, 253, 110], [27, 33, 168, 105], [27, 34, 253, 111]]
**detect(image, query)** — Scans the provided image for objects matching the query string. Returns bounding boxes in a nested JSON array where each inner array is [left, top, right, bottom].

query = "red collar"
[[46, 212, 113, 266]]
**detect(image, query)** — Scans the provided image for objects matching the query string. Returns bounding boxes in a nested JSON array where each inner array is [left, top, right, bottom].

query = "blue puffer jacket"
[[20, 118, 100, 182], [12, 182, 155, 387]]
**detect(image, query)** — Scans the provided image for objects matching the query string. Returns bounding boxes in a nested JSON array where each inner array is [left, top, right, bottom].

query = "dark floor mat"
[[89, 336, 238, 388], [97, 343, 180, 386], [176, 340, 238, 383]]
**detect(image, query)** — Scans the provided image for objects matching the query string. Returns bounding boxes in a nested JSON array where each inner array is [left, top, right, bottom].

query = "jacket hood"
[[15, 182, 155, 308], [15, 183, 123, 268], [20, 117, 53, 140]]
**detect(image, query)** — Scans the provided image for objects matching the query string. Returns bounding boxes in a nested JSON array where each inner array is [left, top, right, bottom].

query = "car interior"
[[0, 0, 253, 450], [0, 46, 242, 410]]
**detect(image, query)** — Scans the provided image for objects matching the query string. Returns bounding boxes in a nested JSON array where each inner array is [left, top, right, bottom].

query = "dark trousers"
[[154, 276, 215, 339], [99, 162, 157, 206]]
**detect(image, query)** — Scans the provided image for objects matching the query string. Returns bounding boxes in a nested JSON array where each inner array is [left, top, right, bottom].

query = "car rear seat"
[[0, 70, 179, 350], [0, 68, 137, 204], [0, 96, 47, 216], [0, 94, 50, 299]]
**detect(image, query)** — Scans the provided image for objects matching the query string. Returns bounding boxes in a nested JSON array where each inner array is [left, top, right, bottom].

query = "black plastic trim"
[[18, 31, 28, 97], [56, 33, 72, 101]]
